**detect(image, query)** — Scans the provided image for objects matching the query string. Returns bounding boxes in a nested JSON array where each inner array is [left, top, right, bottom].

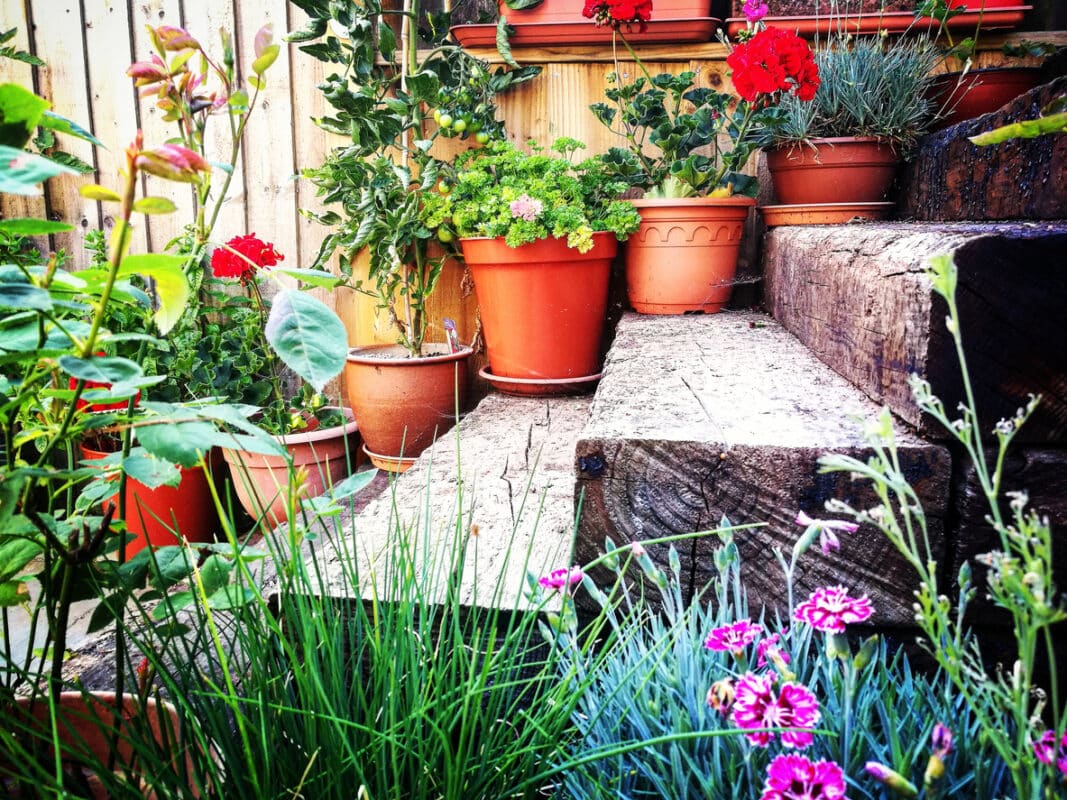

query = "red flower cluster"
[[210, 233, 284, 282], [726, 27, 820, 103], [582, 0, 653, 31], [68, 357, 141, 413]]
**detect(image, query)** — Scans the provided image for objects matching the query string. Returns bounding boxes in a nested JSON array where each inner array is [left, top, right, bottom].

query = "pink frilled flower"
[[211, 233, 284, 283], [742, 0, 769, 23], [756, 632, 791, 668], [794, 586, 874, 633], [731, 671, 820, 748], [795, 510, 859, 555], [760, 754, 847, 800], [704, 620, 763, 655], [1033, 730, 1067, 776], [509, 194, 543, 222], [538, 566, 584, 592]]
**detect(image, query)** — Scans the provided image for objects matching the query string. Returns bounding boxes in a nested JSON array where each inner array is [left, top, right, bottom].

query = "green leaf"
[[251, 44, 280, 75], [969, 112, 1067, 145], [0, 580, 29, 608], [198, 554, 233, 597], [39, 110, 103, 146], [121, 450, 182, 488], [148, 546, 195, 590], [0, 82, 50, 148], [118, 254, 190, 334], [496, 19, 519, 68], [79, 184, 122, 202], [152, 589, 195, 619], [132, 196, 177, 214], [0, 144, 77, 194], [273, 267, 344, 288], [264, 288, 347, 392], [0, 281, 52, 311], [136, 420, 220, 468], [0, 537, 42, 583], [60, 354, 142, 384], [203, 583, 254, 611], [327, 469, 378, 501], [248, 74, 264, 92], [0, 217, 74, 235]]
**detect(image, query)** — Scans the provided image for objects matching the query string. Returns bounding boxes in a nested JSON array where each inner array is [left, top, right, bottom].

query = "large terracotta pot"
[[624, 196, 756, 315], [81, 445, 221, 558], [7, 692, 198, 799], [344, 345, 471, 472], [928, 67, 1042, 130], [221, 409, 360, 527], [459, 233, 616, 385], [765, 137, 900, 205]]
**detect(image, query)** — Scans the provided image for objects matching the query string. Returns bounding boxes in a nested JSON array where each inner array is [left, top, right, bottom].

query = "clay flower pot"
[[624, 195, 756, 315], [766, 138, 900, 205], [459, 233, 616, 389], [80, 445, 221, 558], [344, 345, 471, 472], [6, 692, 198, 799], [928, 67, 1042, 130], [221, 409, 360, 526]]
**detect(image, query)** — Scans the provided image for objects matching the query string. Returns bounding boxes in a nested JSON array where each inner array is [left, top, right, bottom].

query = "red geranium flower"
[[582, 0, 652, 32], [727, 27, 820, 103], [210, 233, 284, 282]]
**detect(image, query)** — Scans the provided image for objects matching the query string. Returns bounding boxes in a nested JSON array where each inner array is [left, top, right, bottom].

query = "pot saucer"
[[479, 366, 602, 397], [758, 202, 894, 227], [362, 444, 417, 474]]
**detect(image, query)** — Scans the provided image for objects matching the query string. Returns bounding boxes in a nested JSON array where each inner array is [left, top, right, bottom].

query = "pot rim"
[[457, 230, 618, 245], [346, 343, 474, 366], [629, 194, 757, 209], [276, 406, 358, 446]]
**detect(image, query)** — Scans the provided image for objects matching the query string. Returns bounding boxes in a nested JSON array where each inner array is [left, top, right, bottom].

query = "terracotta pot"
[[80, 445, 221, 558], [221, 408, 360, 527], [7, 692, 197, 799], [344, 345, 471, 472], [928, 67, 1042, 130], [503, 0, 710, 24], [459, 233, 616, 384], [766, 138, 900, 205], [624, 196, 755, 315]]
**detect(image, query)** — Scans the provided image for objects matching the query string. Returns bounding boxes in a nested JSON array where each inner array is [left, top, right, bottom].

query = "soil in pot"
[[344, 344, 471, 472]]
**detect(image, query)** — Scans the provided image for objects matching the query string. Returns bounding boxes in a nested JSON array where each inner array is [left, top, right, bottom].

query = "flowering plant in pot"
[[422, 137, 640, 393], [762, 21, 942, 212], [917, 0, 1053, 130], [586, 0, 820, 312], [290, 0, 539, 469]]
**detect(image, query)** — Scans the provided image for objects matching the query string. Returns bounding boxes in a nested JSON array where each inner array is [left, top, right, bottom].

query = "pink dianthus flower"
[[704, 619, 763, 654], [794, 585, 874, 633], [760, 754, 847, 800], [731, 671, 820, 748]]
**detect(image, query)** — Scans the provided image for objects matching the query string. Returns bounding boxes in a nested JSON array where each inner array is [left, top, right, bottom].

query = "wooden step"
[[574, 311, 952, 627], [313, 393, 590, 611], [763, 221, 1067, 443], [896, 74, 1067, 222]]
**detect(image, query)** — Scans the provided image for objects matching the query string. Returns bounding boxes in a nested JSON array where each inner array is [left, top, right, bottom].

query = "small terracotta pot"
[[80, 446, 221, 558], [459, 233, 616, 383], [624, 195, 756, 315], [344, 345, 470, 472], [7, 692, 198, 799], [502, 0, 710, 24], [766, 138, 900, 205], [221, 409, 360, 527], [928, 67, 1042, 130]]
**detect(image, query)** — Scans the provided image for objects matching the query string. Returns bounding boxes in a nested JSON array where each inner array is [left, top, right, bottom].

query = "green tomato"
[[433, 108, 442, 124], [437, 227, 455, 243], [438, 112, 453, 129], [475, 130, 491, 144], [452, 118, 467, 133]]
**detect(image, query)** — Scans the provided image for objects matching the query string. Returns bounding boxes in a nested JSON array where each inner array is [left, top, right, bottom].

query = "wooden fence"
[[0, 0, 1056, 353]]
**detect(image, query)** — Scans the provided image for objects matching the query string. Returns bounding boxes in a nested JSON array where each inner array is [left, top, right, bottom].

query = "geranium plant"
[[585, 0, 819, 197], [422, 137, 641, 252]]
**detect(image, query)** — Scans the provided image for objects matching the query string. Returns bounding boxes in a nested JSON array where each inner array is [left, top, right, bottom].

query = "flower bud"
[[155, 25, 200, 51], [923, 754, 945, 789], [865, 762, 918, 798], [134, 144, 210, 183]]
